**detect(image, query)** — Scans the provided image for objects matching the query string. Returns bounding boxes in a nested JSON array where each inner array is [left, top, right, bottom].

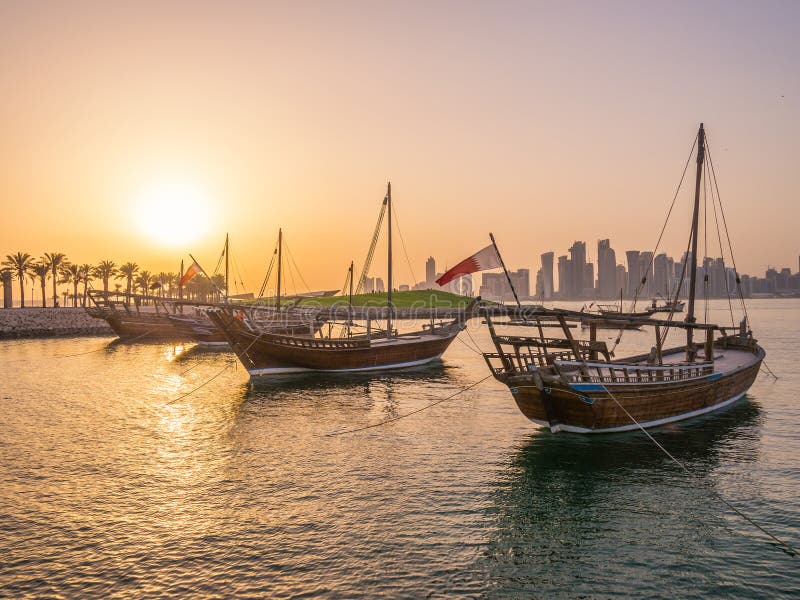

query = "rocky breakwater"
[[0, 308, 113, 339]]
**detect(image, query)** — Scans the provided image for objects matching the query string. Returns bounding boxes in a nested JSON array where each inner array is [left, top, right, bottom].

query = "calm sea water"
[[1, 300, 798, 598]]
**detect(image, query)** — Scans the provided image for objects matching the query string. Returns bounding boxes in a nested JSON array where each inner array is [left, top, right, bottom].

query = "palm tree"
[[2, 252, 34, 307], [59, 263, 81, 307], [155, 272, 171, 298], [29, 263, 50, 308], [79, 263, 93, 306], [118, 262, 139, 296], [93, 260, 117, 295], [164, 272, 178, 298], [135, 271, 152, 297], [43, 253, 67, 307], [211, 274, 226, 302]]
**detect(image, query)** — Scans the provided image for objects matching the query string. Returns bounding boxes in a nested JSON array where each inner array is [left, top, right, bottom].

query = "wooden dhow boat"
[[86, 290, 188, 340], [167, 231, 325, 346], [86, 235, 236, 341], [482, 124, 765, 433], [650, 297, 686, 313], [209, 183, 471, 376]]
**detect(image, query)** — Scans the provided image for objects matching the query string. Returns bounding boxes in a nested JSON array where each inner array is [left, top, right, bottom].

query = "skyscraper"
[[653, 253, 668, 297], [583, 262, 595, 295], [569, 241, 586, 299], [425, 257, 436, 288], [557, 255, 571, 298], [639, 252, 654, 298], [626, 250, 640, 298], [540, 252, 554, 300], [597, 239, 617, 298]]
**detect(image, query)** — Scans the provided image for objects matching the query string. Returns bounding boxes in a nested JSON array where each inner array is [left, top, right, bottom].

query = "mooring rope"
[[164, 323, 272, 404], [51, 329, 158, 358], [1, 328, 160, 365], [455, 334, 483, 355], [595, 384, 797, 557], [325, 374, 493, 436], [164, 362, 235, 405], [760, 360, 779, 380]]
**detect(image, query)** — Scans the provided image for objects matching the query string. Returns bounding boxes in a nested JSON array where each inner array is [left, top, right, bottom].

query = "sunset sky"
[[1, 1, 798, 293]]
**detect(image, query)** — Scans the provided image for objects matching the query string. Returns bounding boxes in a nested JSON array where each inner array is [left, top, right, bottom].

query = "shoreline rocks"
[[0, 308, 113, 339]]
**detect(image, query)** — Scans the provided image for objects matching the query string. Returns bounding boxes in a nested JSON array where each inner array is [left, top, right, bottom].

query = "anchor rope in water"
[[760, 360, 779, 380], [325, 374, 493, 436], [1, 329, 159, 364], [164, 362, 235, 405], [591, 383, 797, 557], [465, 326, 486, 354], [455, 333, 483, 355], [51, 329, 157, 357], [165, 324, 270, 404]]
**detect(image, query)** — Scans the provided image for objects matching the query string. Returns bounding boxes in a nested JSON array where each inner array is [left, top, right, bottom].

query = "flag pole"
[[489, 232, 522, 310], [188, 253, 225, 300]]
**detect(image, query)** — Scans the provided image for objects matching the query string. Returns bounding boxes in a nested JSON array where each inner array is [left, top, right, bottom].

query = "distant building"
[[399, 284, 410, 292], [626, 250, 640, 298], [597, 239, 617, 298], [425, 257, 436, 288], [653, 253, 669, 297], [479, 269, 529, 301], [583, 262, 595, 296], [569, 241, 586, 299], [375, 278, 385, 293], [540, 252, 554, 300], [535, 269, 544, 299], [362, 276, 375, 293], [557, 255, 571, 298], [615, 264, 627, 297], [639, 252, 654, 297]]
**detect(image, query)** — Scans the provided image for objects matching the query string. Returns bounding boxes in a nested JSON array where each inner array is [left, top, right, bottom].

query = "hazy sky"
[[1, 0, 798, 292]]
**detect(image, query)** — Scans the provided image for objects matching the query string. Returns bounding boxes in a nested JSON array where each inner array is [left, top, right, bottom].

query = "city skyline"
[[1, 2, 799, 289], [3, 240, 799, 307]]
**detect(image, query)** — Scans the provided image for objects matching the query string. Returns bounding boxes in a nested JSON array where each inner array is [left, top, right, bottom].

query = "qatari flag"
[[436, 244, 501, 286]]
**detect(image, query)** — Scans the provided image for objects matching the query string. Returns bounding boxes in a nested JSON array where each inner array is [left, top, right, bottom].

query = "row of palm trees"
[[1, 253, 227, 308]]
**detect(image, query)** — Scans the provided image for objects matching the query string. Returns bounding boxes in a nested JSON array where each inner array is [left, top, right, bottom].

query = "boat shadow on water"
[[473, 398, 766, 595], [241, 359, 461, 399], [234, 361, 488, 426]]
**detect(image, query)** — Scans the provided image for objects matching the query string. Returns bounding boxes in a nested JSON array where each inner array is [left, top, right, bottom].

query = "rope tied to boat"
[[325, 374, 493, 436], [165, 325, 270, 405], [594, 383, 797, 558]]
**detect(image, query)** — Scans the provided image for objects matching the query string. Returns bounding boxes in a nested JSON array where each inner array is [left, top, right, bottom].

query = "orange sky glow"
[[1, 1, 798, 294]]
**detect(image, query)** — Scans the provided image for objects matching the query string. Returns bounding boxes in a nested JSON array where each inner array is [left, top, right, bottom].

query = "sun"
[[134, 180, 213, 246]]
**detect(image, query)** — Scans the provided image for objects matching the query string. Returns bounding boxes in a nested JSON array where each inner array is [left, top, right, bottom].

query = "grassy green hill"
[[296, 290, 471, 309]]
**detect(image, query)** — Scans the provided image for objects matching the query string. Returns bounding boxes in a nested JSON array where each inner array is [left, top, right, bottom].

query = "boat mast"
[[386, 182, 393, 338], [348, 260, 354, 338], [276, 228, 282, 310], [489, 232, 522, 309], [686, 123, 705, 361], [224, 233, 229, 301]]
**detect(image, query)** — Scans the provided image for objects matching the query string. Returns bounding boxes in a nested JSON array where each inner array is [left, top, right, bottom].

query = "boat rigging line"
[[628, 132, 698, 314], [324, 374, 493, 436], [356, 193, 388, 294], [164, 328, 271, 405], [283, 234, 312, 294], [257, 235, 279, 300], [391, 199, 418, 285], [609, 131, 698, 353]]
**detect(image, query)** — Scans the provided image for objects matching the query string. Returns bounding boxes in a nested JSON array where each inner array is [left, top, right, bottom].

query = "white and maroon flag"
[[436, 244, 501, 286], [179, 261, 202, 287]]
